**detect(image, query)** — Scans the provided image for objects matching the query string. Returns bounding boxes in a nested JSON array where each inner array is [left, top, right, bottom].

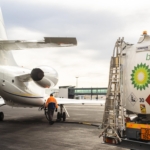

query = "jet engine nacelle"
[[31, 66, 58, 88]]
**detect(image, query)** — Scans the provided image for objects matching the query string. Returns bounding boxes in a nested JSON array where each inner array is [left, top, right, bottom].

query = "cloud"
[[1, 0, 150, 87], [6, 27, 44, 40]]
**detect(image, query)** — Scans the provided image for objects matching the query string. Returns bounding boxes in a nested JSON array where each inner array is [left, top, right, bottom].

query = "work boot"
[[51, 121, 54, 125], [49, 121, 54, 125]]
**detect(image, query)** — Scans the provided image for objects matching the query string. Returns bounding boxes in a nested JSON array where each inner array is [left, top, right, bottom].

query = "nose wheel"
[[0, 112, 4, 121], [57, 104, 66, 121]]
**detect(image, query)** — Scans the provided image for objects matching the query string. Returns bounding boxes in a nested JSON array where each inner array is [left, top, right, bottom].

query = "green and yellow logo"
[[131, 63, 150, 90]]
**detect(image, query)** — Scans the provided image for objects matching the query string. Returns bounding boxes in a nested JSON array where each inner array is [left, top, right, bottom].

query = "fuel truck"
[[99, 31, 150, 150]]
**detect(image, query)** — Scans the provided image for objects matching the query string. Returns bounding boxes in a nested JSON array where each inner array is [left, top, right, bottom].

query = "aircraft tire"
[[0, 112, 4, 121], [57, 112, 61, 120], [62, 112, 66, 122]]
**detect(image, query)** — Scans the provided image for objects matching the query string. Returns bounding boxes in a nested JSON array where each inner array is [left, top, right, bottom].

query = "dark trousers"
[[48, 109, 54, 122]]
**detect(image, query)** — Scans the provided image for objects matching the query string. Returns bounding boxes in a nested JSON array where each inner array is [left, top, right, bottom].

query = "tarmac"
[[0, 105, 128, 150]]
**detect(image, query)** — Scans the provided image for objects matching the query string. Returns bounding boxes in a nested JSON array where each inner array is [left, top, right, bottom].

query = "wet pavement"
[[0, 105, 128, 150]]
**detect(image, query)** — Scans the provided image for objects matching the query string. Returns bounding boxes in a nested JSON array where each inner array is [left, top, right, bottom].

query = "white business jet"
[[0, 9, 105, 121]]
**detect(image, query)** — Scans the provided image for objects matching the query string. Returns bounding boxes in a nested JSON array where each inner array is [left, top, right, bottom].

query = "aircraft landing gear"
[[44, 105, 68, 122], [62, 112, 66, 121], [0, 112, 4, 121], [57, 104, 66, 121], [57, 112, 61, 120]]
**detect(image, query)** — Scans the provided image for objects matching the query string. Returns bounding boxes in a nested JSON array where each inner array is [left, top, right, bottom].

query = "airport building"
[[58, 86, 107, 99], [46, 86, 107, 99]]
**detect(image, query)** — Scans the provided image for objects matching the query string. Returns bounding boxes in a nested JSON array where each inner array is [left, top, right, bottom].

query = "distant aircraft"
[[0, 8, 105, 121]]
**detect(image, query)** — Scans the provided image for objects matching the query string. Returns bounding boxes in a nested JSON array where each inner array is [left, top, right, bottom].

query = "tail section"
[[0, 8, 17, 66], [0, 8, 77, 66], [0, 8, 7, 40]]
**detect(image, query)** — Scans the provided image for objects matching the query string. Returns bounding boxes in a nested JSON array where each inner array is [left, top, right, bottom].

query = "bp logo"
[[131, 63, 150, 90]]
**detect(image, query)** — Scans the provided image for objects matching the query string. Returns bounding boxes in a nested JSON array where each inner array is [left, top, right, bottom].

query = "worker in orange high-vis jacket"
[[45, 93, 58, 125]]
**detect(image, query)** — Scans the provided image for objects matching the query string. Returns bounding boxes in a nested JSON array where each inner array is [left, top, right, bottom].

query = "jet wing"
[[0, 37, 77, 50], [56, 98, 105, 105]]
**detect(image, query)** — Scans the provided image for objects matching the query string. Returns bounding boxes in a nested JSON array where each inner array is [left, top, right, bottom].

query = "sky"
[[0, 0, 150, 88]]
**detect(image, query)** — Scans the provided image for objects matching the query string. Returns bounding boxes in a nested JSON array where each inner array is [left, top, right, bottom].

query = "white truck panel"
[[123, 35, 150, 114]]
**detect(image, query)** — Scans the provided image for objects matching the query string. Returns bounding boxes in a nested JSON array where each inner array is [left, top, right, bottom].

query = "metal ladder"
[[99, 37, 125, 142]]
